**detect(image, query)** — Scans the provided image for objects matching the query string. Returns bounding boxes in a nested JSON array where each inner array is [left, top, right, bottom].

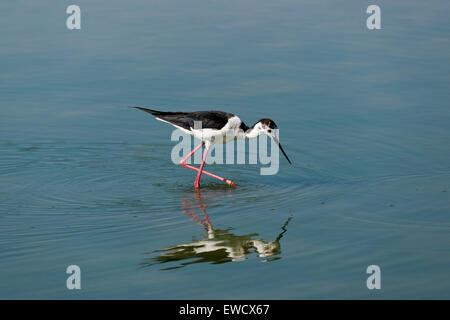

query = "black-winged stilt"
[[134, 107, 292, 188]]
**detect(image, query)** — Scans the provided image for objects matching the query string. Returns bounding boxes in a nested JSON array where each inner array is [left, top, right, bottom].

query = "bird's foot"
[[225, 179, 237, 187]]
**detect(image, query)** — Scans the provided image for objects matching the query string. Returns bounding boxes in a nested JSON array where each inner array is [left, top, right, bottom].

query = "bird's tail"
[[132, 106, 165, 116]]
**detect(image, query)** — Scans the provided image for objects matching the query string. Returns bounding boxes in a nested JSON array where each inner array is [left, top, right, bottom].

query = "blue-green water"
[[1, 0, 450, 299]]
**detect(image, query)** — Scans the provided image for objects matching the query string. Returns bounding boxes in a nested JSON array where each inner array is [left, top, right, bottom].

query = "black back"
[[135, 107, 235, 130]]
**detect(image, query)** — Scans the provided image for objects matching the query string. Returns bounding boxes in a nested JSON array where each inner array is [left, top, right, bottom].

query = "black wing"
[[134, 107, 235, 130]]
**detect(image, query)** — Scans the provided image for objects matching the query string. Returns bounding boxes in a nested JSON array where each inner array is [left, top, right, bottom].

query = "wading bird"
[[134, 107, 292, 188]]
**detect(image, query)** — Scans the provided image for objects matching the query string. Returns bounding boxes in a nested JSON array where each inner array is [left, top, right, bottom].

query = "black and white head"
[[253, 119, 292, 165]]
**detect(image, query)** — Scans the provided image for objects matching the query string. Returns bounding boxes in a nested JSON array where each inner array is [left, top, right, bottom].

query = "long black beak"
[[273, 137, 292, 165]]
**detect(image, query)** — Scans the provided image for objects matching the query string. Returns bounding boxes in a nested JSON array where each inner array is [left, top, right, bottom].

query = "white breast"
[[190, 116, 243, 147]]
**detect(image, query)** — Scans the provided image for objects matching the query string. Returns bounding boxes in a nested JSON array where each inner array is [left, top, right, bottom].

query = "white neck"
[[244, 127, 263, 139]]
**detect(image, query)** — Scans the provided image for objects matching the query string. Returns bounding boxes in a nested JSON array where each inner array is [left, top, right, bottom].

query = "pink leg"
[[180, 142, 236, 187], [180, 141, 204, 164], [194, 146, 209, 188]]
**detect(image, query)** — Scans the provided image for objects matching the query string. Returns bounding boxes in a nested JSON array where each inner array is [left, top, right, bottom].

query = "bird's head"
[[253, 119, 292, 165]]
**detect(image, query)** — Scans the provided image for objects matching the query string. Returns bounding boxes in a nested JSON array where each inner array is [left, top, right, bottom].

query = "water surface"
[[1, 0, 450, 299]]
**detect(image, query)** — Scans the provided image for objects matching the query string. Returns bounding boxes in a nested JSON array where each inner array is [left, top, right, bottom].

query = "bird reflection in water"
[[142, 189, 292, 270]]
